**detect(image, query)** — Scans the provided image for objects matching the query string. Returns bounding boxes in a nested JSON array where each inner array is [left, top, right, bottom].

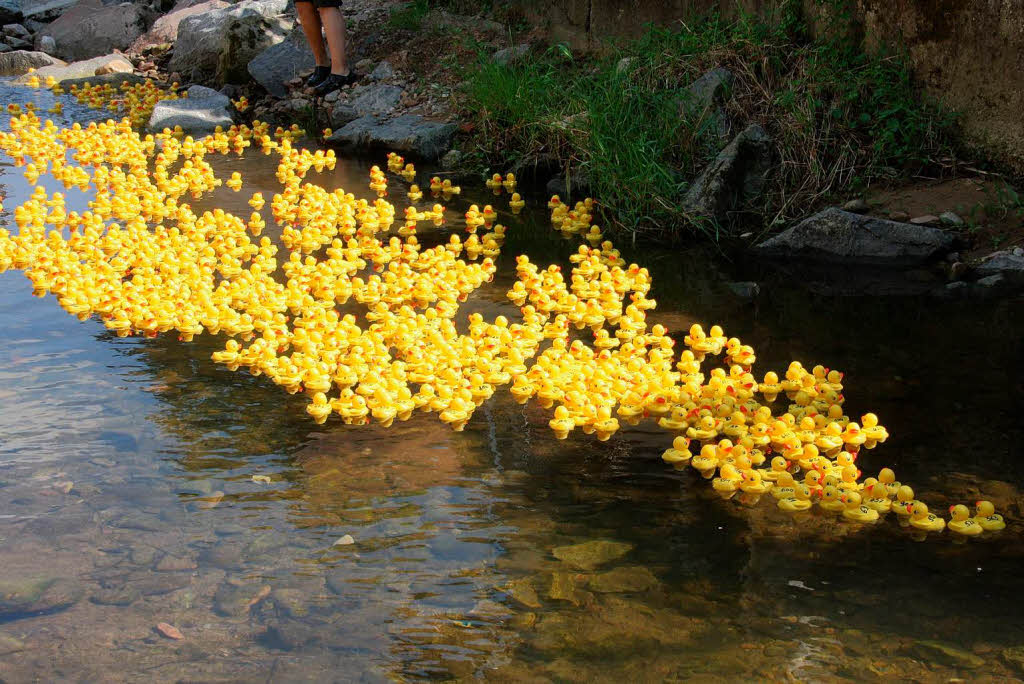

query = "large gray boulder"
[[38, 0, 151, 61], [330, 84, 403, 127], [975, 248, 1024, 285], [0, 49, 63, 76], [755, 208, 955, 265], [168, 0, 291, 86], [147, 95, 233, 134], [246, 25, 314, 98], [327, 114, 457, 160], [683, 123, 773, 223], [130, 0, 228, 55], [13, 53, 132, 83]]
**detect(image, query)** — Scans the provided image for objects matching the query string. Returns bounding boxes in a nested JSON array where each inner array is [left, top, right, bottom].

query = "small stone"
[[726, 281, 760, 300], [947, 261, 968, 281], [889, 210, 910, 222], [333, 534, 355, 546], [909, 215, 939, 225], [843, 198, 869, 213], [493, 44, 530, 66], [440, 149, 462, 171], [939, 211, 965, 227], [323, 89, 341, 103], [3, 24, 30, 39], [552, 540, 634, 570], [369, 60, 394, 81], [615, 57, 633, 74], [156, 622, 184, 640]]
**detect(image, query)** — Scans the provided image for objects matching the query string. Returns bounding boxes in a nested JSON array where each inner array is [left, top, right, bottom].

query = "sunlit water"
[[1, 80, 1024, 681]]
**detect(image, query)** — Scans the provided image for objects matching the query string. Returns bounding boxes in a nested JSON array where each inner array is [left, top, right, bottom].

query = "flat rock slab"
[[755, 207, 954, 265], [58, 72, 149, 91], [552, 540, 634, 570], [147, 96, 233, 134], [14, 53, 133, 84], [327, 114, 456, 161], [0, 50, 64, 76]]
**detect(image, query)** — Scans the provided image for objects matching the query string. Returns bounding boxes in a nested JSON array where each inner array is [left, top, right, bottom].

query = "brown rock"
[[156, 622, 184, 640]]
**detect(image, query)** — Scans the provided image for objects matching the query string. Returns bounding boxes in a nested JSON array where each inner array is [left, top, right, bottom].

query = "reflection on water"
[[1, 79, 1024, 680]]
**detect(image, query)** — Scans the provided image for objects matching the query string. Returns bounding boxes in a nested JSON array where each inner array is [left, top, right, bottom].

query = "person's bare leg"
[[318, 6, 349, 76], [296, 1, 329, 67]]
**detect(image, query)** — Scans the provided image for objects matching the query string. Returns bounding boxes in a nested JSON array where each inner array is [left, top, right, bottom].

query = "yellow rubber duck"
[[974, 501, 1006, 532], [549, 405, 575, 440], [509, 193, 525, 214], [661, 435, 692, 465], [908, 502, 945, 535], [841, 491, 878, 523], [947, 504, 983, 539], [778, 484, 813, 512], [818, 485, 845, 513]]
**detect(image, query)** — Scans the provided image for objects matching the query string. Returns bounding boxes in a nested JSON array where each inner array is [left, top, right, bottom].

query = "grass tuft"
[[457, 5, 956, 241]]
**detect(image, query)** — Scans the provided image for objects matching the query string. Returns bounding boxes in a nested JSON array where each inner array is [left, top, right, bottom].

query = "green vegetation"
[[388, 0, 430, 31], [457, 4, 956, 241]]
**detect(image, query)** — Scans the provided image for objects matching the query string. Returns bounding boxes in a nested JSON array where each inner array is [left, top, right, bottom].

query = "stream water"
[[1, 81, 1024, 682]]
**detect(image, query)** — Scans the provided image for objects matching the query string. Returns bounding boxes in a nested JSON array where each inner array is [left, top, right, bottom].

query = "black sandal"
[[312, 71, 358, 97], [305, 65, 331, 88]]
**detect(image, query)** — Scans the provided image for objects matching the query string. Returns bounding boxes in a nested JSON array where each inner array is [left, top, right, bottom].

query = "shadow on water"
[[1, 78, 1024, 680]]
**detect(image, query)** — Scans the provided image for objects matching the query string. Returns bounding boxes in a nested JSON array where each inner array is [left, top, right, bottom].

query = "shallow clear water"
[[1, 81, 1024, 681]]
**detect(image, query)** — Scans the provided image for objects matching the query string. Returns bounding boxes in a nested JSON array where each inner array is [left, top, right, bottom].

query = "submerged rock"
[[0, 630, 25, 655], [90, 585, 141, 606], [247, 26, 314, 98], [755, 208, 955, 265], [587, 566, 659, 593], [501, 577, 542, 609], [683, 123, 773, 224], [551, 539, 634, 570], [0, 49, 63, 76], [913, 639, 985, 669], [0, 576, 83, 618], [327, 114, 457, 161]]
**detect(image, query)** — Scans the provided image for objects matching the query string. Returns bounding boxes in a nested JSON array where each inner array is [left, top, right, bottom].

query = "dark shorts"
[[296, 0, 342, 7]]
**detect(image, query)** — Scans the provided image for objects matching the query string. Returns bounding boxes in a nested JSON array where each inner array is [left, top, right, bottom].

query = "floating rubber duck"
[[841, 491, 879, 523], [908, 502, 945, 535], [974, 501, 1006, 532], [947, 504, 983, 539], [778, 484, 813, 512], [662, 435, 692, 465], [509, 193, 525, 214]]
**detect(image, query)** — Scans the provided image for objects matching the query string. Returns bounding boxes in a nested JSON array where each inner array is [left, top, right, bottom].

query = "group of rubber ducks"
[[0, 88, 1007, 542]]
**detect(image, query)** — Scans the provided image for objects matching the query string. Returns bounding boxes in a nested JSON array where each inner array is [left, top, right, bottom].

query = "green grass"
[[388, 0, 431, 31], [457, 4, 956, 241]]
